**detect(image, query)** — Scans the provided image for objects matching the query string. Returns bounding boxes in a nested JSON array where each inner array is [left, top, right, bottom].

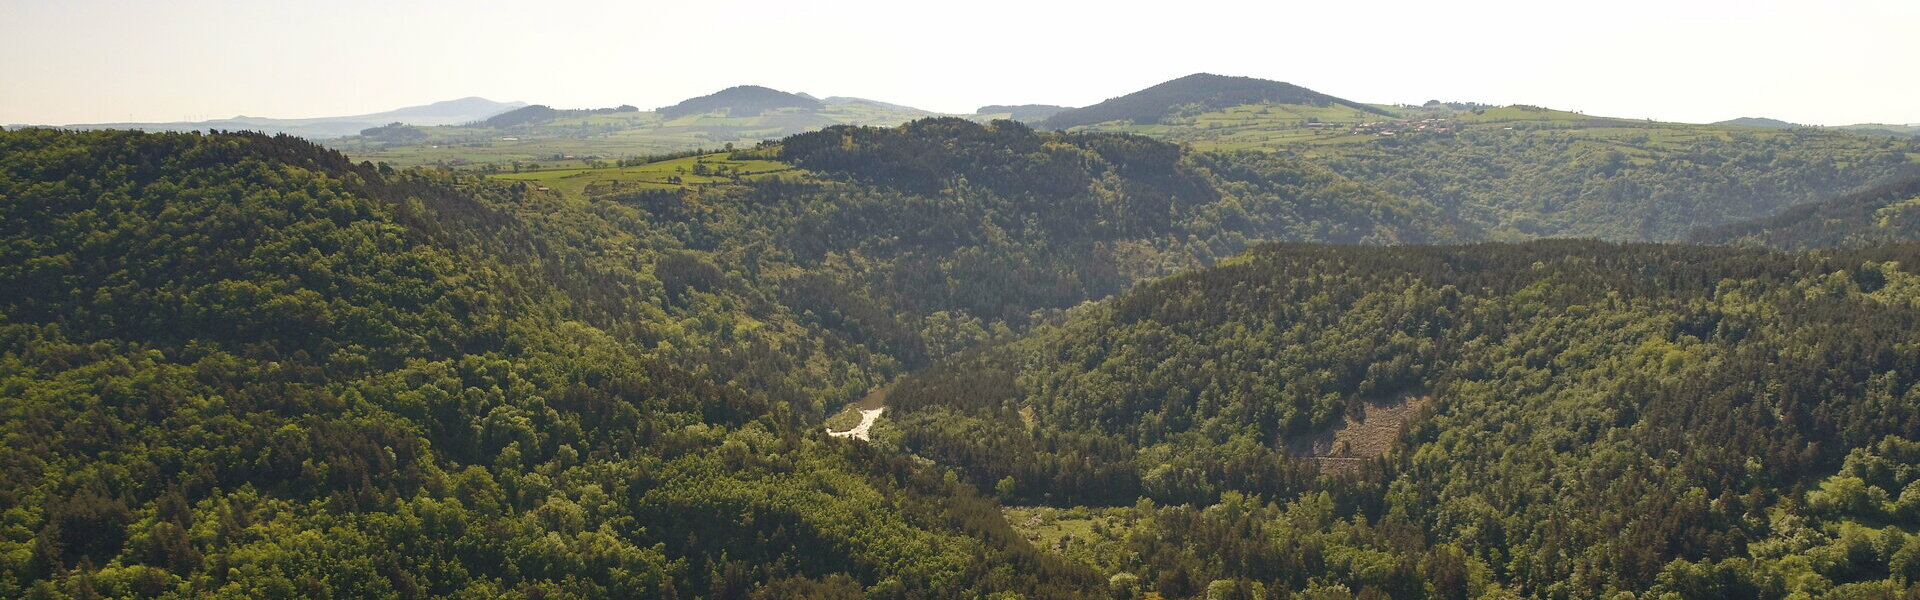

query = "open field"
[[1005, 507, 1130, 551], [488, 152, 803, 196]]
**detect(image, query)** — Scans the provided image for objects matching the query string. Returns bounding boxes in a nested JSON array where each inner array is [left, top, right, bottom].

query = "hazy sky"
[[4, 0, 1917, 126]]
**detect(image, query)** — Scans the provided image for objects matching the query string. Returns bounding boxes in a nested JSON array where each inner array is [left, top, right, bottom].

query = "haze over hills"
[[1838, 123, 1920, 137], [1040, 73, 1389, 130], [478, 104, 642, 129], [821, 96, 931, 112], [294, 73, 1920, 198], [657, 85, 825, 119], [20, 73, 1920, 153], [329, 74, 1415, 169], [1710, 118, 1920, 137], [312, 73, 1920, 244], [21, 96, 527, 139], [974, 104, 1071, 123], [1691, 172, 1920, 249], [1712, 116, 1803, 128], [326, 84, 950, 167]]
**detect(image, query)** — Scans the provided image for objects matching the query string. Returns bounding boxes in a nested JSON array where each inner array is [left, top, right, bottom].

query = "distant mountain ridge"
[[822, 96, 932, 113], [975, 104, 1071, 123], [1040, 73, 1388, 129], [657, 85, 823, 119], [1838, 123, 1920, 137], [332, 85, 949, 166], [1714, 117, 1802, 128], [30, 97, 526, 139], [479, 104, 638, 128]]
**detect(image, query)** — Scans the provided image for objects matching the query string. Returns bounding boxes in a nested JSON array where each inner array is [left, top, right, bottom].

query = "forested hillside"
[[1309, 127, 1920, 241], [1041, 76, 1920, 242], [18, 0, 1920, 594], [888, 241, 1920, 598], [514, 117, 1460, 368], [0, 123, 1470, 599], [1691, 172, 1920, 249], [0, 128, 1132, 599], [12, 118, 1920, 599]]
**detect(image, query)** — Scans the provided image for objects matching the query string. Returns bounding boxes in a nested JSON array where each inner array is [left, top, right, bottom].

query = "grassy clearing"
[[1002, 506, 1142, 574], [489, 153, 803, 196], [824, 408, 866, 432], [336, 129, 733, 170]]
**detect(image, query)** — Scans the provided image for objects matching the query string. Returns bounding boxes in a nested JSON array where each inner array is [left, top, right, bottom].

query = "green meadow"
[[488, 152, 803, 196]]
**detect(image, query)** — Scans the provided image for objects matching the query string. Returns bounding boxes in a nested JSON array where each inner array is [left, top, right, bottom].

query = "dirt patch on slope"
[[1288, 394, 1430, 473]]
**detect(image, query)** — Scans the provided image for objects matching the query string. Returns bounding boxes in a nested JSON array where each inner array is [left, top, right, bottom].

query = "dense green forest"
[[888, 241, 1920, 598], [1691, 173, 1920, 250], [0, 128, 1120, 599], [1036, 73, 1920, 242], [0, 123, 1468, 599], [10, 118, 1920, 599], [1308, 127, 1920, 241], [572, 117, 1458, 368]]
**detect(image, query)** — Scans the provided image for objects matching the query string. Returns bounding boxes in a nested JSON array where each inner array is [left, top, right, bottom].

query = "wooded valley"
[[6, 71, 1920, 598]]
